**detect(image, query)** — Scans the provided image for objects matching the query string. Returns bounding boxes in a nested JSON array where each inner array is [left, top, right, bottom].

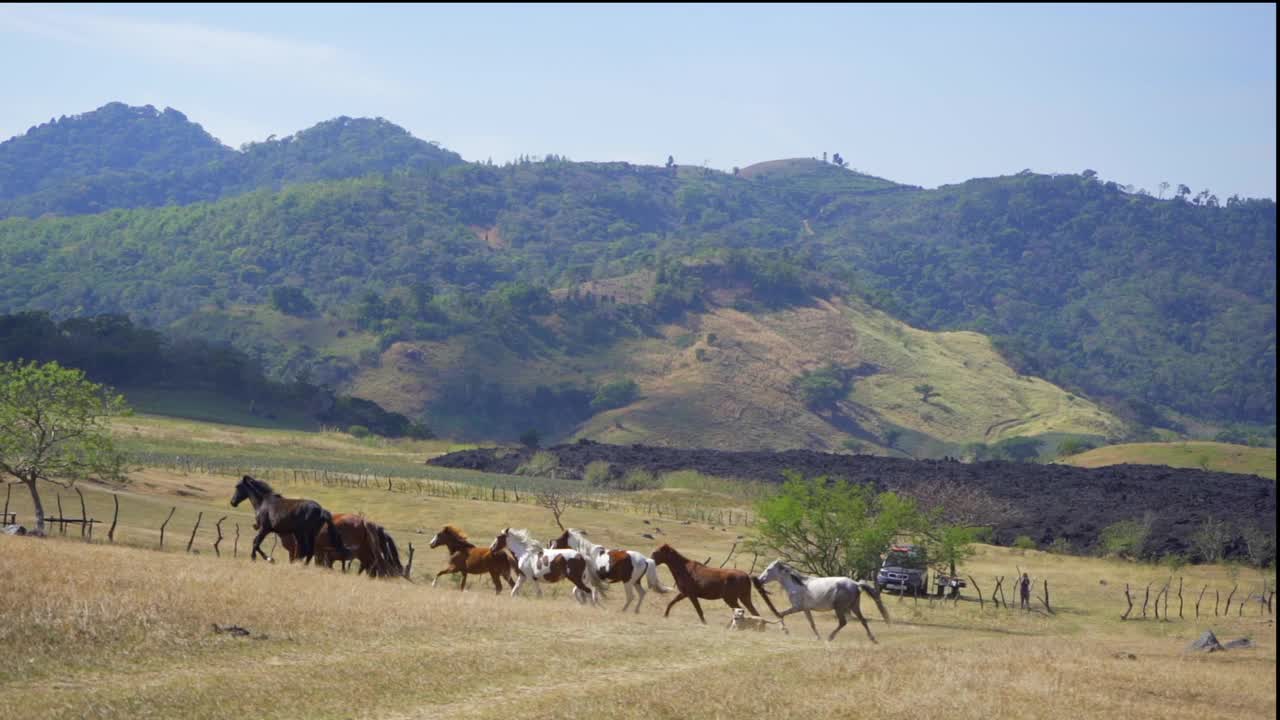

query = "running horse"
[[650, 543, 782, 624], [756, 559, 890, 642], [429, 525, 517, 593], [550, 528, 668, 612], [280, 513, 404, 578], [491, 528, 606, 605], [230, 475, 347, 565]]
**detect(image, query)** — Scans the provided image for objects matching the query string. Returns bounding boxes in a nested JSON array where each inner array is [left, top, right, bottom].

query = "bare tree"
[[900, 478, 1021, 527], [535, 488, 583, 531]]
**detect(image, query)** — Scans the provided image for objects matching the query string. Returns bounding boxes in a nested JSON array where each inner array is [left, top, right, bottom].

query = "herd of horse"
[[229, 475, 891, 642]]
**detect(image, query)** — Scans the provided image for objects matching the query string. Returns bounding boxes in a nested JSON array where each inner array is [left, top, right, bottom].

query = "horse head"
[[757, 559, 785, 586], [650, 543, 677, 566], [230, 475, 253, 507], [430, 525, 464, 550], [488, 528, 509, 554], [549, 529, 571, 549]]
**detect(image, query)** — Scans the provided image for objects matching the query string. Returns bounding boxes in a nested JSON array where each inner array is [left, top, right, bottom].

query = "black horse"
[[230, 475, 347, 565]]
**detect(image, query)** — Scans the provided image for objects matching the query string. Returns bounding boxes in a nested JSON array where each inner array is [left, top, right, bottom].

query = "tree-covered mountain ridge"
[[0, 103, 1273, 444]]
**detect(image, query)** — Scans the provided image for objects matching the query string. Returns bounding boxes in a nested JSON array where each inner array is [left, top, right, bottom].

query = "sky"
[[0, 3, 1275, 199]]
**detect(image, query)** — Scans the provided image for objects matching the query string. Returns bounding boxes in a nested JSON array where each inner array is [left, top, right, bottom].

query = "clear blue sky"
[[1, 3, 1275, 198]]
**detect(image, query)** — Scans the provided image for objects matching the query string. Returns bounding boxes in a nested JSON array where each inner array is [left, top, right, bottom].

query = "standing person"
[[1019, 572, 1032, 610]]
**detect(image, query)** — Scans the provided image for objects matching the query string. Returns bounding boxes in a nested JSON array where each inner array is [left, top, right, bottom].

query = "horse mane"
[[772, 559, 809, 585], [506, 528, 544, 552], [441, 524, 467, 540], [241, 475, 277, 498], [567, 528, 600, 554]]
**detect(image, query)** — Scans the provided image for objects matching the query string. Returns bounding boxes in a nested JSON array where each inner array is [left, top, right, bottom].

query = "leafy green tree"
[[1190, 516, 1233, 563], [928, 525, 981, 576], [1056, 437, 1096, 457], [590, 379, 639, 412], [991, 436, 1044, 463], [1099, 516, 1153, 559], [792, 365, 849, 413], [913, 383, 938, 402], [753, 471, 926, 579], [0, 360, 129, 535], [270, 286, 315, 316]]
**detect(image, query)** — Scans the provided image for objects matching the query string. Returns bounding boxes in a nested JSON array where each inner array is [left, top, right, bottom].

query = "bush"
[[347, 425, 371, 439], [584, 460, 612, 486], [516, 451, 559, 477], [617, 468, 660, 491], [590, 379, 639, 412], [1056, 438, 1096, 457], [1046, 537, 1074, 555], [1012, 535, 1037, 551], [1099, 516, 1152, 559]]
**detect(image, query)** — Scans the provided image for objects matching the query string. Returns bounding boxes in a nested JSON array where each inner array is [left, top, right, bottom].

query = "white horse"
[[550, 528, 668, 613], [756, 559, 890, 642], [489, 528, 605, 605]]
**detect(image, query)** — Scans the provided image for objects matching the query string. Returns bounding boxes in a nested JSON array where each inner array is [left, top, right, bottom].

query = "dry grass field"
[[2, 468, 1276, 719], [1061, 441, 1277, 480], [0, 416, 1273, 719]]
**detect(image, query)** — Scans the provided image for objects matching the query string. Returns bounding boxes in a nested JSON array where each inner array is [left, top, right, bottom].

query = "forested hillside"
[[0, 104, 1273, 442]]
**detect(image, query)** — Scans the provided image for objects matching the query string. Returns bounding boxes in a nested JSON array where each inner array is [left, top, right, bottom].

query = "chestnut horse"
[[230, 475, 347, 565], [280, 514, 404, 578], [429, 525, 516, 593], [650, 543, 782, 624], [491, 528, 605, 605], [550, 528, 668, 612]]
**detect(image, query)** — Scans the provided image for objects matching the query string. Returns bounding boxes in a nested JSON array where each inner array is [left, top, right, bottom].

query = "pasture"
[[0, 416, 1275, 719]]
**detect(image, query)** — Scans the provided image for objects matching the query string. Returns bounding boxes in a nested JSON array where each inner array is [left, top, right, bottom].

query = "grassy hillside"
[[351, 290, 1125, 454], [1062, 441, 1276, 480], [1, 416, 1273, 719]]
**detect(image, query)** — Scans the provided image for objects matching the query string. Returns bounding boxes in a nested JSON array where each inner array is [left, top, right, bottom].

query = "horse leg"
[[459, 572, 468, 592], [852, 598, 877, 644], [620, 581, 634, 613], [829, 606, 849, 642], [250, 526, 272, 562], [740, 585, 763, 618], [688, 596, 707, 624], [633, 581, 647, 614], [664, 592, 688, 617], [432, 568, 452, 587], [490, 569, 503, 594], [803, 610, 821, 640]]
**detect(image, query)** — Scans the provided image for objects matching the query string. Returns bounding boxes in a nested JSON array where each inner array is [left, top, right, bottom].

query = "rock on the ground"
[[1187, 630, 1224, 652]]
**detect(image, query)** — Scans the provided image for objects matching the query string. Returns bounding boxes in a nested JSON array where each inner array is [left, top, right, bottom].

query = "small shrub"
[[584, 460, 612, 486], [516, 451, 559, 477], [1012, 535, 1037, 551], [1047, 537, 1074, 555], [617, 468, 659, 491], [1056, 438, 1096, 457], [841, 438, 867, 454], [347, 425, 371, 439], [1099, 516, 1152, 559]]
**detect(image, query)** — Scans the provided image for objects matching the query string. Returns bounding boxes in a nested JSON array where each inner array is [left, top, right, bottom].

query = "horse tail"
[[752, 576, 785, 620], [644, 557, 670, 593], [860, 580, 891, 624], [322, 512, 349, 561], [376, 524, 406, 579]]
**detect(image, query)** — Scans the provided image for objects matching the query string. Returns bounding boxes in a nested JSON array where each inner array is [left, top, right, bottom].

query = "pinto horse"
[[280, 513, 404, 578], [429, 525, 516, 593], [491, 528, 605, 605], [650, 543, 782, 624], [230, 475, 347, 565], [550, 528, 667, 612]]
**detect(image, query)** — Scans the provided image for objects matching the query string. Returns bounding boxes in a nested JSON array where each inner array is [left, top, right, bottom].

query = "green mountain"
[[0, 104, 1273, 448], [0, 102, 463, 217]]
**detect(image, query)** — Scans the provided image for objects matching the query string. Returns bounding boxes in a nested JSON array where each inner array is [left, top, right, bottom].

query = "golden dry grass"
[[1, 531, 1274, 720], [1061, 442, 1277, 480]]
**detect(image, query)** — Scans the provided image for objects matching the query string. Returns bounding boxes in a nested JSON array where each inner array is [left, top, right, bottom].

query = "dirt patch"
[[430, 441, 1276, 559]]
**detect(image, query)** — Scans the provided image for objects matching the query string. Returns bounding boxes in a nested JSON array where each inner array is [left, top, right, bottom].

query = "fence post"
[[1121, 584, 1133, 619], [968, 576, 984, 609], [108, 494, 119, 543], [405, 542, 415, 580], [56, 492, 65, 534], [213, 516, 226, 557], [186, 512, 202, 552], [1039, 579, 1053, 614], [74, 487, 88, 539], [234, 523, 240, 558], [1224, 585, 1237, 615], [1177, 577, 1184, 619], [3, 483, 10, 524], [159, 507, 176, 549]]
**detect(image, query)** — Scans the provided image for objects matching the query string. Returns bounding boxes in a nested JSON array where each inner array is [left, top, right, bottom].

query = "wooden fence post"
[[1224, 585, 1237, 615], [234, 523, 240, 558], [213, 516, 226, 557], [1142, 582, 1151, 618], [405, 542, 415, 579], [56, 493, 65, 534], [108, 494, 119, 543], [1178, 577, 1184, 619], [186, 512, 203, 553], [1039, 579, 1053, 614], [1214, 589, 1220, 616], [1196, 584, 1207, 618], [968, 575, 984, 609], [74, 487, 88, 538], [1122, 584, 1133, 620], [3, 483, 10, 525], [159, 507, 176, 549]]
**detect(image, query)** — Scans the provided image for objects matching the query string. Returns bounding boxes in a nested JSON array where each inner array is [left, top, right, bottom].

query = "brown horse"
[[651, 543, 782, 624], [280, 514, 404, 578], [230, 475, 347, 565], [429, 525, 517, 593], [550, 528, 666, 612]]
